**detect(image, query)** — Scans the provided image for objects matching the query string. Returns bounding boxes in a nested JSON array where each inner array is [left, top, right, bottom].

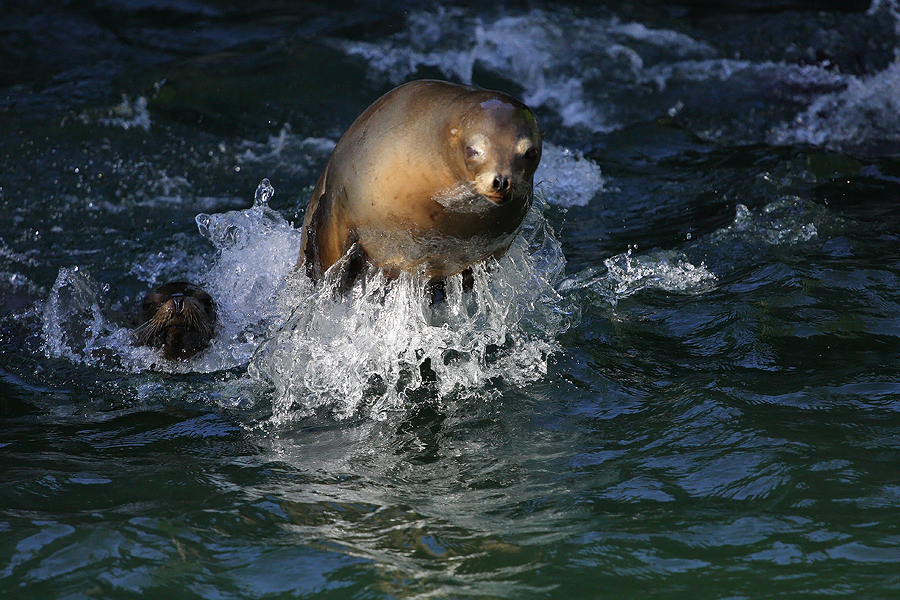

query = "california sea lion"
[[134, 281, 217, 360], [300, 79, 543, 284]]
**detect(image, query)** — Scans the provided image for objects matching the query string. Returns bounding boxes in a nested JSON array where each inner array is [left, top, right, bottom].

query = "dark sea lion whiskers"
[[133, 281, 217, 360]]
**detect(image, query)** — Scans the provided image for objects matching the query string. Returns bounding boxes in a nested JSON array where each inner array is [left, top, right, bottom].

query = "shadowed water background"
[[3, 1, 900, 598]]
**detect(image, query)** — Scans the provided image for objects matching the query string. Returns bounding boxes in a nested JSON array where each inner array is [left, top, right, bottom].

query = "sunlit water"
[[3, 1, 900, 598]]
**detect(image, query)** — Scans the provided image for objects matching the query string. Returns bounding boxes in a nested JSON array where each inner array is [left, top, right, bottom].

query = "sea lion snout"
[[134, 281, 217, 360], [485, 173, 513, 204]]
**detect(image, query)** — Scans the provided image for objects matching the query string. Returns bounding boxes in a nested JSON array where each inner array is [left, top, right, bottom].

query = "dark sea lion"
[[299, 79, 543, 285], [134, 281, 217, 360]]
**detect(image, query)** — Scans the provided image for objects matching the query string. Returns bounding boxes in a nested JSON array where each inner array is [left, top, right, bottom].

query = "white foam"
[[99, 95, 152, 131], [250, 199, 573, 422], [767, 60, 900, 152], [42, 181, 573, 419], [736, 199, 823, 245], [41, 181, 300, 373], [335, 8, 715, 132], [559, 195, 832, 304], [561, 249, 717, 304], [333, 6, 900, 151], [195, 179, 305, 368], [42, 267, 135, 365], [235, 124, 336, 173], [535, 142, 605, 207]]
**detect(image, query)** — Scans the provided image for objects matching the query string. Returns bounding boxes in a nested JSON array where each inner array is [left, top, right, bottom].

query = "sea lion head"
[[134, 281, 217, 360], [451, 96, 543, 206]]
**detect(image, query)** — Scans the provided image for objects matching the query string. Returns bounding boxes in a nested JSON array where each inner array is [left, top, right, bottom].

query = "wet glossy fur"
[[299, 79, 543, 285]]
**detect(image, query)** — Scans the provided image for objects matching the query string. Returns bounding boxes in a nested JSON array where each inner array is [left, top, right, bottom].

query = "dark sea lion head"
[[134, 281, 217, 360], [450, 94, 543, 206]]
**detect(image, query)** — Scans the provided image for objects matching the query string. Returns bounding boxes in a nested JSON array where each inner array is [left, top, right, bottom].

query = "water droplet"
[[253, 179, 275, 207]]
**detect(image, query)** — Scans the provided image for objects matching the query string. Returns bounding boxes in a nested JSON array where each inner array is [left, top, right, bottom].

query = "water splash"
[[560, 196, 835, 304], [767, 60, 900, 154], [195, 178, 304, 367], [535, 143, 605, 208], [713, 198, 824, 248], [234, 124, 336, 174], [561, 249, 717, 305], [41, 180, 573, 420], [334, 8, 716, 132], [42, 180, 303, 373], [334, 6, 898, 152], [42, 267, 138, 366], [250, 201, 574, 422], [100, 95, 152, 131]]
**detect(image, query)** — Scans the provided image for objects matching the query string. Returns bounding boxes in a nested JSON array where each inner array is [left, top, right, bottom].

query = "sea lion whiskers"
[[133, 282, 217, 360]]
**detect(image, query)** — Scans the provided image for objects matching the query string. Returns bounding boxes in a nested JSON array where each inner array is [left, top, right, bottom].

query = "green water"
[[3, 1, 900, 598]]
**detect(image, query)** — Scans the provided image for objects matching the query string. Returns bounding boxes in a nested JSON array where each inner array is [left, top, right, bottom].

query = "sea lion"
[[299, 79, 543, 285], [134, 281, 217, 360]]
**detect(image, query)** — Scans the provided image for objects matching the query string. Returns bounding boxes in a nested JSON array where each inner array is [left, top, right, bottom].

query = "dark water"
[[3, 1, 900, 598]]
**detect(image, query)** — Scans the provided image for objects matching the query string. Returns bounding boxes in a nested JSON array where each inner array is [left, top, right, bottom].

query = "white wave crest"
[[335, 8, 715, 132], [561, 249, 717, 304], [767, 60, 900, 152]]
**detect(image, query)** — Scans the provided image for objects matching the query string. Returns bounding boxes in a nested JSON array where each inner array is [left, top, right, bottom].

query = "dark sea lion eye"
[[465, 146, 479, 160], [523, 147, 538, 161]]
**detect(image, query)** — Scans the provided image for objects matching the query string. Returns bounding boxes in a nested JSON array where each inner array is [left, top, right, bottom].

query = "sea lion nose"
[[493, 174, 510, 193], [171, 293, 185, 313]]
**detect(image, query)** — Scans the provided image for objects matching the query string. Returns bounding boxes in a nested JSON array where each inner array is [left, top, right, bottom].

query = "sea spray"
[[249, 196, 575, 421], [40, 179, 576, 417]]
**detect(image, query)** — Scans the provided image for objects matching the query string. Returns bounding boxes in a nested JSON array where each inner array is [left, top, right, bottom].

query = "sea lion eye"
[[465, 146, 480, 160], [523, 147, 538, 161]]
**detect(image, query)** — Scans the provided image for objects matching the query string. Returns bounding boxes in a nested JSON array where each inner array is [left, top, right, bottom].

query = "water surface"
[[3, 1, 900, 598]]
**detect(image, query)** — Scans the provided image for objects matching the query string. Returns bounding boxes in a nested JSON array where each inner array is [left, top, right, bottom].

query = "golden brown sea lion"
[[299, 79, 543, 285], [134, 281, 217, 360]]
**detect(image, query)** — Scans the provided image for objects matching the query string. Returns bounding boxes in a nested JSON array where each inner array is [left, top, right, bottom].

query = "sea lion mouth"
[[483, 191, 512, 205]]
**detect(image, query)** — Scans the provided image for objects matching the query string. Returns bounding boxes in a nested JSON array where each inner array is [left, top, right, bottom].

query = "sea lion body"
[[300, 79, 543, 283], [134, 281, 217, 360]]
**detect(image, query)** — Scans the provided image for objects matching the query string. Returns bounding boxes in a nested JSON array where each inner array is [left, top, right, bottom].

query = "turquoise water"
[[3, 1, 900, 598]]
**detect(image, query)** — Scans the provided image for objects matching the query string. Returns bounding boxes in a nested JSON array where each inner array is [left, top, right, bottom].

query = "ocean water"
[[3, 1, 900, 598]]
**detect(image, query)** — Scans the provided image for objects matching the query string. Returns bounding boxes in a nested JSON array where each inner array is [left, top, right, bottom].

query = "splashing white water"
[[42, 267, 149, 366], [234, 124, 336, 173], [101, 95, 152, 131], [713, 198, 824, 247], [334, 8, 714, 132], [767, 60, 900, 152], [42, 179, 575, 419], [334, 6, 899, 152], [250, 198, 574, 422], [561, 249, 717, 305], [559, 195, 836, 305], [535, 143, 605, 208], [41, 180, 303, 373]]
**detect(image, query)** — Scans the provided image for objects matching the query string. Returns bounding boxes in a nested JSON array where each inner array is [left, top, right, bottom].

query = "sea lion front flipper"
[[320, 241, 369, 296], [300, 189, 328, 282]]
